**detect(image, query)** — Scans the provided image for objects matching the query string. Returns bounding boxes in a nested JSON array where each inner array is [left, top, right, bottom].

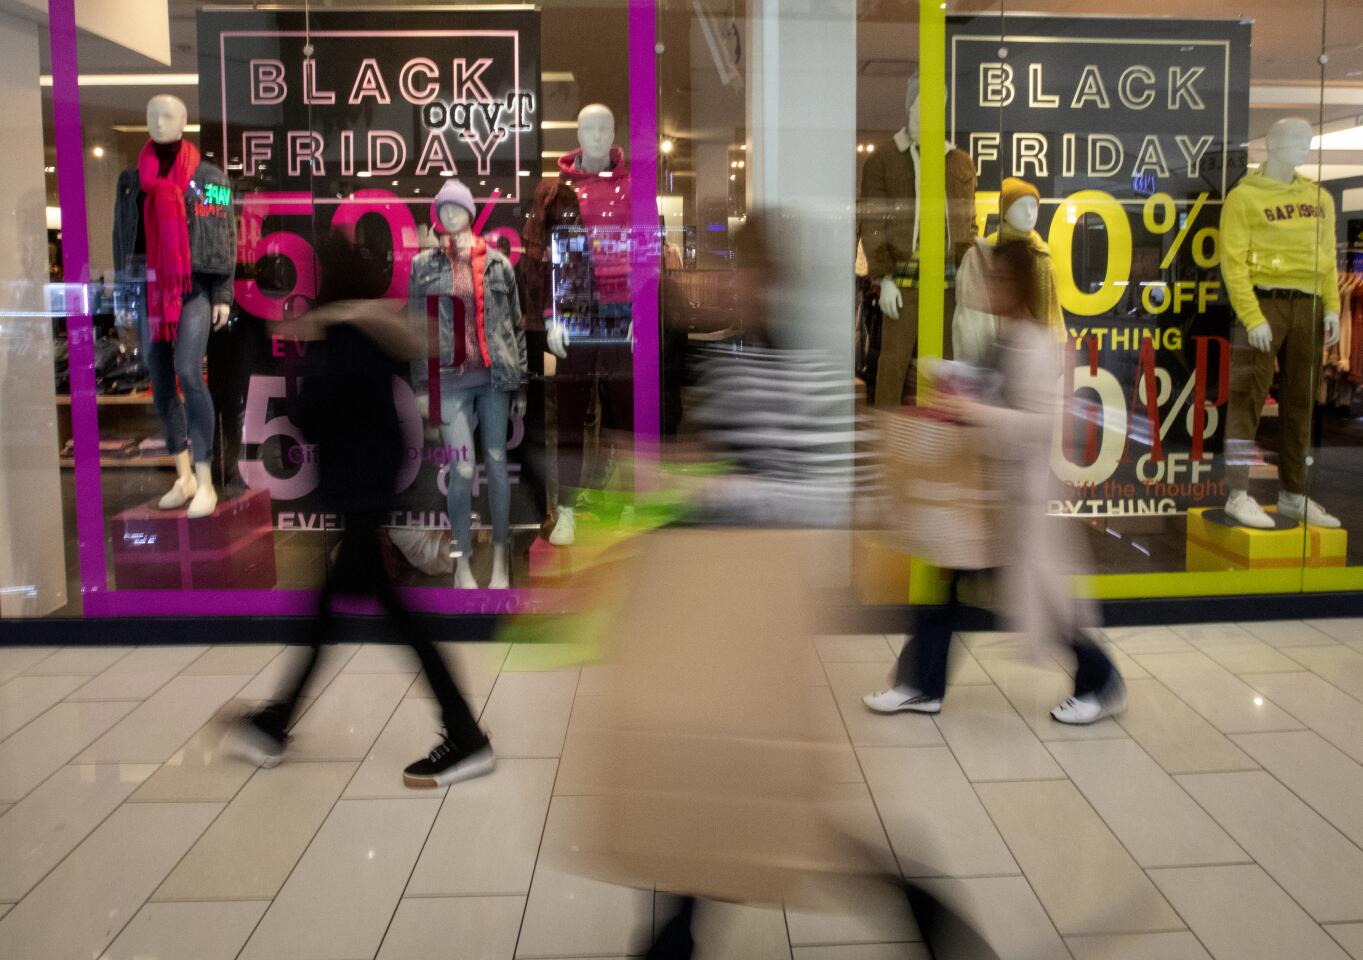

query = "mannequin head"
[[438, 204, 471, 234], [1265, 117, 1313, 175], [146, 95, 188, 144], [431, 178, 476, 235], [1000, 177, 1041, 233], [905, 77, 921, 142], [577, 103, 617, 168]]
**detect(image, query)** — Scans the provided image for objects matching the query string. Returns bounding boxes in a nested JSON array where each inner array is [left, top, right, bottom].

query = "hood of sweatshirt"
[[558, 146, 627, 182], [1237, 167, 1318, 197]]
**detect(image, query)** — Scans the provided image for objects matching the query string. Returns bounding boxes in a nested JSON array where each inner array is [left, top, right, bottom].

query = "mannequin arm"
[[211, 303, 231, 331], [1324, 312, 1341, 349], [1218, 191, 1268, 333], [879, 276, 902, 320]]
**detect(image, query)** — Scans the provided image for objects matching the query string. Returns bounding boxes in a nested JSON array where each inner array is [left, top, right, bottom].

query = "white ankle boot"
[[186, 463, 217, 519], [158, 451, 198, 509], [549, 506, 576, 546], [455, 556, 478, 589], [1225, 490, 1273, 529], [488, 543, 510, 589]]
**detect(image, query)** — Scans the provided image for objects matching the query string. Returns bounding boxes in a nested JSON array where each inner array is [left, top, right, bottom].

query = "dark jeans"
[[896, 570, 1115, 700], [263, 511, 484, 749], [208, 314, 266, 491], [141, 279, 215, 462], [555, 342, 634, 507]]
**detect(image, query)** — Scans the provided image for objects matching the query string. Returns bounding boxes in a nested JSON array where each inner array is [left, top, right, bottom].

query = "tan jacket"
[[859, 138, 978, 279]]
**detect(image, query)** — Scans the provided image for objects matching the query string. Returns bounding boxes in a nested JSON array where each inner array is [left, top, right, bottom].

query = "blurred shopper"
[[228, 233, 494, 788], [864, 238, 1125, 724]]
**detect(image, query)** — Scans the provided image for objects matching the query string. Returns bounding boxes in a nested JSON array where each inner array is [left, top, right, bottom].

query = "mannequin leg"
[[554, 344, 596, 508], [440, 386, 479, 587], [473, 385, 513, 587], [1276, 299, 1319, 496], [173, 284, 217, 470], [1225, 301, 1289, 492], [208, 313, 263, 495], [874, 285, 919, 407], [141, 308, 190, 459]]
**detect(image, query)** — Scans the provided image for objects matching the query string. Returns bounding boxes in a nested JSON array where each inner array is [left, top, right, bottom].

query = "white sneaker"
[[158, 475, 198, 510], [549, 506, 576, 546], [1225, 490, 1273, 529], [186, 483, 218, 519], [1278, 492, 1341, 529], [863, 685, 942, 715], [1051, 683, 1126, 725], [488, 544, 510, 589], [454, 557, 478, 589]]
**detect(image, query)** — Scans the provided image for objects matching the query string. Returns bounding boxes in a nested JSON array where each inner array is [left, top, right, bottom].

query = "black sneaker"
[[403, 735, 496, 788], [225, 709, 288, 768]]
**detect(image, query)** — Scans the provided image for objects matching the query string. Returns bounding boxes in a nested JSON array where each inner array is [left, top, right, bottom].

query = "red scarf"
[[138, 138, 199, 342]]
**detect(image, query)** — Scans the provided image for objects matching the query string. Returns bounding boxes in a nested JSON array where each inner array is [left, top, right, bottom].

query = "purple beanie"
[[430, 178, 476, 232]]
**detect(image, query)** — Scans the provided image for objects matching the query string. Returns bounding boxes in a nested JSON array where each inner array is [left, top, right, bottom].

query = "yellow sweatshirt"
[[1220, 169, 1341, 330]]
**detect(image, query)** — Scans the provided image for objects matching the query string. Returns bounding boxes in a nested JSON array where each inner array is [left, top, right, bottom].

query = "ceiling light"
[[40, 73, 198, 87], [91, 145, 105, 158], [356, 171, 372, 178], [660, 139, 675, 154], [541, 120, 579, 130], [1312, 125, 1363, 150], [542, 150, 569, 159], [866, 144, 875, 153], [541, 71, 575, 84]]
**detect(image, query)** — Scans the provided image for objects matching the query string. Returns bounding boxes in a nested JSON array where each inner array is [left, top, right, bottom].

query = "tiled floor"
[[0, 619, 1361, 959]]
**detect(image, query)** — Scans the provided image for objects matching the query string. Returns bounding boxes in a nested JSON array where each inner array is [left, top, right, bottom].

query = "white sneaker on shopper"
[[863, 685, 942, 715], [549, 506, 576, 546], [1052, 681, 1126, 725], [1225, 490, 1274, 529], [1277, 492, 1341, 529]]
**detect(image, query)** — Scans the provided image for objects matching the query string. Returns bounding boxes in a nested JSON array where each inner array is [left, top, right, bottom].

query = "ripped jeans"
[[439, 380, 512, 558]]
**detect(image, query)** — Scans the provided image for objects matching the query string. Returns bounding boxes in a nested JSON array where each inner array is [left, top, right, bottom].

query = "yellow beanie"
[[999, 177, 1040, 221]]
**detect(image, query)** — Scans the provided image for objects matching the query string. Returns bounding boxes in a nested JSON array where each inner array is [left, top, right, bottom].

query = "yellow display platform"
[[1186, 507, 1347, 571]]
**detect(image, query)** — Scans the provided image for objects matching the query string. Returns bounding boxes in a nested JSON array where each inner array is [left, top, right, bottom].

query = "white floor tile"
[[515, 796, 652, 959], [784, 873, 920, 946], [343, 643, 423, 674], [1100, 626, 1192, 654], [1279, 645, 1363, 701], [181, 644, 283, 677], [130, 700, 272, 802], [345, 696, 476, 799], [500, 642, 590, 673], [99, 900, 268, 960], [407, 758, 556, 896], [1303, 619, 1363, 643], [438, 642, 512, 704], [957, 631, 1031, 660], [0, 700, 135, 803], [691, 900, 790, 960], [287, 672, 413, 761], [823, 661, 944, 748], [1238, 620, 1336, 648], [0, 802, 220, 960], [20, 646, 133, 676], [858, 746, 1017, 878], [793, 947, 930, 960], [915, 875, 1071, 960], [975, 779, 1182, 935], [1198, 643, 1306, 675], [980, 659, 1126, 741], [0, 675, 88, 740], [478, 671, 578, 758], [1133, 652, 1304, 734], [1231, 731, 1363, 847], [0, 648, 57, 685], [1046, 739, 1246, 868], [1170, 623, 1257, 647], [69, 645, 209, 701], [156, 761, 356, 900], [239, 797, 441, 960], [235, 643, 358, 699], [0, 762, 158, 900], [75, 675, 250, 763], [1150, 864, 1350, 960], [1177, 771, 1363, 923], [1245, 673, 1363, 763], [816, 634, 894, 663], [1116, 678, 1258, 774], [933, 685, 1064, 781], [1326, 924, 1363, 960], [377, 896, 524, 960], [1066, 931, 1212, 960]]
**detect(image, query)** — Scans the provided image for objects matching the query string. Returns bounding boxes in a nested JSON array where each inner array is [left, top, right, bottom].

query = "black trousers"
[[207, 315, 267, 491], [896, 570, 1114, 700], [266, 511, 484, 749]]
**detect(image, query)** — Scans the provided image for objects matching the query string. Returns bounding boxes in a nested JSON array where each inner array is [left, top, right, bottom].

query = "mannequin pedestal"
[[1185, 506, 1346, 571], [112, 487, 276, 589]]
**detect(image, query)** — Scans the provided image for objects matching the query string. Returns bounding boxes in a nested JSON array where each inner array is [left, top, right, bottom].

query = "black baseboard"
[[1, 594, 1359, 646]]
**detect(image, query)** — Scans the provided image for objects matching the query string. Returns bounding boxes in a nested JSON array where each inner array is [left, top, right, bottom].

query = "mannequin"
[[541, 102, 640, 546], [112, 94, 236, 519], [1220, 117, 1342, 530], [860, 76, 977, 406], [409, 179, 527, 588]]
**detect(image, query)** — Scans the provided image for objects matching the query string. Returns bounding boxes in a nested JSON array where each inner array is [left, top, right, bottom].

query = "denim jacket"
[[112, 160, 237, 307], [407, 242, 527, 393]]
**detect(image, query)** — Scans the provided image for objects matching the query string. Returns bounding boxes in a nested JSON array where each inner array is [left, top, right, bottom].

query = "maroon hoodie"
[[558, 146, 631, 305]]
